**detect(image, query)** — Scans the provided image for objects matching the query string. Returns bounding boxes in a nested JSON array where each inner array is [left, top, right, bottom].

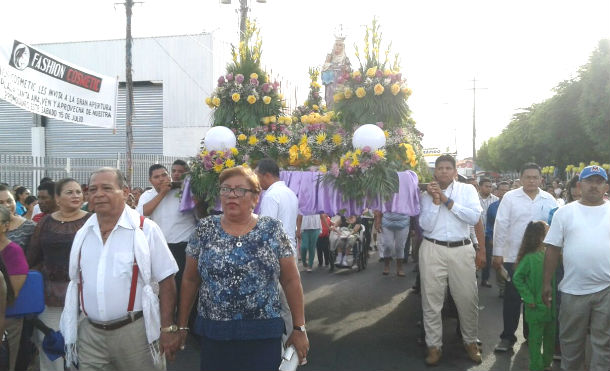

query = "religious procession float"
[[183, 19, 427, 216]]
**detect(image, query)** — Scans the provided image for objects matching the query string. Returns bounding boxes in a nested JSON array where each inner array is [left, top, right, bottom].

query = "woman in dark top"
[[27, 178, 91, 371]]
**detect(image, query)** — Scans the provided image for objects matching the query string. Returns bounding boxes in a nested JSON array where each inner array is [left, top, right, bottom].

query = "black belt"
[[88, 311, 143, 331], [425, 237, 471, 248]]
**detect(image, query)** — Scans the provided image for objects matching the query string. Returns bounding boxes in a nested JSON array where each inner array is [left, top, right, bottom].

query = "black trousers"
[[168, 242, 188, 294], [316, 236, 330, 266]]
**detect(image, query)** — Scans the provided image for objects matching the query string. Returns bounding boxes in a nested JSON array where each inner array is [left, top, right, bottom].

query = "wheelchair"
[[329, 225, 368, 272]]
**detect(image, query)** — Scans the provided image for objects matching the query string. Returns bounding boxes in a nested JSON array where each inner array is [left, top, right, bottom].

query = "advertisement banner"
[[0, 39, 117, 129]]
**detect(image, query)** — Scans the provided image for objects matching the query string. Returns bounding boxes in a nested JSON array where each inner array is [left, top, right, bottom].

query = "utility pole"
[[239, 0, 248, 41], [125, 0, 134, 187], [468, 77, 487, 171]]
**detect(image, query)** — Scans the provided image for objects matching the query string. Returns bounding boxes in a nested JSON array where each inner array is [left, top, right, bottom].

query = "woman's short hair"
[[55, 178, 79, 196], [14, 186, 29, 199], [219, 166, 261, 195]]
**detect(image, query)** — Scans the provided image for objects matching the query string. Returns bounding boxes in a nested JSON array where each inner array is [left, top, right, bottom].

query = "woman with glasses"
[[176, 166, 309, 371]]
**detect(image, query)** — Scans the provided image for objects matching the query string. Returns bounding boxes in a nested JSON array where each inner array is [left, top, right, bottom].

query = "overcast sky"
[[3, 0, 609, 159]]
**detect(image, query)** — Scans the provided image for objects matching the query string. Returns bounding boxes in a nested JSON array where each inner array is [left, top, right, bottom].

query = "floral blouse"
[[186, 215, 293, 340]]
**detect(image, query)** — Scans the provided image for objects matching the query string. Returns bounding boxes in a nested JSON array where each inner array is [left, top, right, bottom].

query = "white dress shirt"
[[79, 206, 178, 322], [259, 181, 298, 253], [493, 187, 558, 263], [419, 181, 482, 241], [136, 188, 196, 243], [479, 194, 499, 228]]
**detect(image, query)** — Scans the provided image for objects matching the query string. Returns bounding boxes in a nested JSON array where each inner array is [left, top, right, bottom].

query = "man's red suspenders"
[[78, 215, 144, 316]]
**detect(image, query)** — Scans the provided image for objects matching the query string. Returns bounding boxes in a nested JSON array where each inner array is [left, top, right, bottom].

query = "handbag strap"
[[79, 215, 144, 316]]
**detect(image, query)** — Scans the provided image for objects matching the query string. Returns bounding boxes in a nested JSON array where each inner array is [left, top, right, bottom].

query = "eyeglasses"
[[219, 186, 254, 198]]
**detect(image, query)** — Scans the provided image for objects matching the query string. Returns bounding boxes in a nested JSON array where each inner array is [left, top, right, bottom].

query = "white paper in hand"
[[279, 345, 299, 371]]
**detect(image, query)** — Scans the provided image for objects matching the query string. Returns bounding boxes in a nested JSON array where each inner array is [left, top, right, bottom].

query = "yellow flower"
[[322, 105, 327, 110], [230, 147, 239, 155], [248, 135, 258, 146], [300, 135, 308, 145], [301, 146, 312, 160], [278, 135, 290, 144], [340, 156, 345, 168], [351, 155, 360, 167], [333, 92, 344, 102], [391, 83, 401, 96], [310, 82, 321, 89], [278, 116, 285, 124], [265, 134, 277, 143], [250, 73, 258, 79], [374, 83, 384, 96], [212, 97, 221, 107], [232, 93, 240, 102], [261, 116, 270, 125], [201, 150, 209, 156], [375, 149, 386, 159], [247, 95, 257, 104], [315, 133, 327, 144], [332, 134, 342, 145], [213, 163, 224, 173], [318, 164, 327, 173], [383, 69, 391, 77], [344, 88, 353, 99], [278, 93, 284, 100], [366, 66, 378, 77], [410, 159, 418, 167], [242, 162, 250, 168], [352, 70, 362, 78], [225, 158, 236, 168], [384, 130, 389, 138], [402, 87, 412, 97], [262, 96, 271, 104], [289, 145, 299, 164], [354, 149, 362, 155], [312, 104, 319, 111], [205, 97, 213, 107], [356, 87, 366, 98], [269, 116, 277, 123]]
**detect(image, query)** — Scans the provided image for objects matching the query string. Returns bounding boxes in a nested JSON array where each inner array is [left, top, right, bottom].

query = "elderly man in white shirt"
[[419, 155, 485, 366], [60, 168, 180, 371], [492, 163, 557, 352], [254, 158, 299, 346]]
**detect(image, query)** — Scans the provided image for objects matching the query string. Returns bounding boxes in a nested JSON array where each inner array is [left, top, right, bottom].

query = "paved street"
[[170, 250, 560, 371]]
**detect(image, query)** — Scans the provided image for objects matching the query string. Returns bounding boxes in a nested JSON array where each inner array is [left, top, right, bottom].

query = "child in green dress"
[[513, 221, 556, 371]]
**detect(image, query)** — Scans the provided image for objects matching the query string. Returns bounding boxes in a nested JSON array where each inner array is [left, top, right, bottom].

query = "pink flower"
[[224, 150, 232, 158], [331, 163, 340, 176], [313, 92, 319, 98], [226, 73, 234, 81], [250, 78, 259, 86], [273, 82, 280, 90], [215, 158, 224, 165], [362, 146, 371, 153], [271, 124, 277, 131], [235, 74, 244, 83], [218, 76, 225, 86], [344, 159, 351, 167], [346, 166, 354, 174], [376, 121, 384, 128], [262, 83, 271, 93], [371, 153, 380, 162], [337, 76, 345, 84], [375, 70, 383, 78], [354, 75, 362, 83]]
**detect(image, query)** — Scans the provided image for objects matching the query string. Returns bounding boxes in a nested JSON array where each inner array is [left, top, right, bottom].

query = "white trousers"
[[35, 306, 65, 371], [381, 227, 409, 259], [419, 239, 479, 348]]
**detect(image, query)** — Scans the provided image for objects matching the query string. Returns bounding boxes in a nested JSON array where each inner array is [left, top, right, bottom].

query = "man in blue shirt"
[[485, 181, 510, 295]]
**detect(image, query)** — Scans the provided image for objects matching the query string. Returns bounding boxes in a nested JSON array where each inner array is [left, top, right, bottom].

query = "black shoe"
[[481, 280, 492, 288], [494, 339, 515, 352]]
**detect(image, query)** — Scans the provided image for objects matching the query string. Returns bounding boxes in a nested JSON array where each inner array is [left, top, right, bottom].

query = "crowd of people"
[[0, 156, 607, 371]]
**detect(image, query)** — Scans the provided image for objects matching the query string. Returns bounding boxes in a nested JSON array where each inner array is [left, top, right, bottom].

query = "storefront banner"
[[0, 39, 117, 129]]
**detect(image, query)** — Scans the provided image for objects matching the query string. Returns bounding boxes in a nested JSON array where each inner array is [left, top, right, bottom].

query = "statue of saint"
[[322, 35, 351, 109]]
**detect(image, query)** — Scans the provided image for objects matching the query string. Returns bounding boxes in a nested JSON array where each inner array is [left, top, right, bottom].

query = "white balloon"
[[352, 124, 386, 150], [204, 126, 237, 151]]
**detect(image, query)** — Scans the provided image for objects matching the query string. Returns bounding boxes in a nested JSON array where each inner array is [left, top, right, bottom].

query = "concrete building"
[[0, 33, 228, 158]]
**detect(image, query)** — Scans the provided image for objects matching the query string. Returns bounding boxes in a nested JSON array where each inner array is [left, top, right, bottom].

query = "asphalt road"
[[169, 250, 561, 371]]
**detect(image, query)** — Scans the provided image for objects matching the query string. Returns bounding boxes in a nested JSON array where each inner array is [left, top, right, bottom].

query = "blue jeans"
[[200, 335, 281, 371], [500, 262, 529, 342]]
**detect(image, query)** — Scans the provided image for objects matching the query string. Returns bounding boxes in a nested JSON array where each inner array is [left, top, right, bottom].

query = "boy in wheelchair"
[[329, 215, 362, 268]]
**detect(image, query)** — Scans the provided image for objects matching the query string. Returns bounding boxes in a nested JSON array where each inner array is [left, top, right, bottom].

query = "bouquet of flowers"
[[189, 146, 243, 209], [235, 115, 294, 167], [205, 20, 286, 131]]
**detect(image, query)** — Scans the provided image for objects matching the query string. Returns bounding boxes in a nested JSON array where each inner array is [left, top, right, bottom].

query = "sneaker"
[[334, 254, 343, 265], [306, 268, 312, 272], [494, 338, 515, 352], [425, 346, 442, 366], [481, 280, 492, 288], [464, 342, 482, 363]]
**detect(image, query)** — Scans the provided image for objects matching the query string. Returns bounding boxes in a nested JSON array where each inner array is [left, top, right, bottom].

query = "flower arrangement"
[[205, 20, 286, 131], [235, 115, 294, 167], [189, 146, 243, 208], [333, 18, 413, 131], [564, 161, 610, 179]]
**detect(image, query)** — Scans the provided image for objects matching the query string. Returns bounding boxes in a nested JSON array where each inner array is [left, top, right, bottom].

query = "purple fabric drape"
[[182, 170, 421, 216]]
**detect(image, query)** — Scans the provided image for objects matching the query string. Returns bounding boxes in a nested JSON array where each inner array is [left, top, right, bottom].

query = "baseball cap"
[[579, 165, 608, 181]]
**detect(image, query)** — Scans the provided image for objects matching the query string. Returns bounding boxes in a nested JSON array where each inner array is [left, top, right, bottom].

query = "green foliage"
[[478, 39, 610, 174]]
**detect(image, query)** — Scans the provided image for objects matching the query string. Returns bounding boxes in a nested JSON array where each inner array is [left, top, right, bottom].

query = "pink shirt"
[[1, 242, 29, 275]]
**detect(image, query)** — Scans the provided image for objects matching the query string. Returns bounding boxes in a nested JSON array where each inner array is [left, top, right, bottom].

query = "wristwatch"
[[293, 325, 306, 332], [160, 324, 178, 333]]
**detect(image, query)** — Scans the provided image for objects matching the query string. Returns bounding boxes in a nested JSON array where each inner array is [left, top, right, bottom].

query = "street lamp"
[[221, 0, 267, 41]]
